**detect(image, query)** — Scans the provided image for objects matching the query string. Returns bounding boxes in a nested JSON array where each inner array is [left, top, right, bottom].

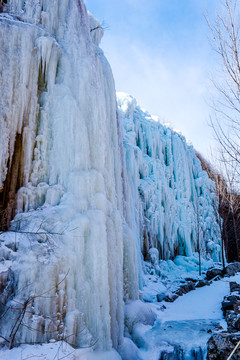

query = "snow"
[[1, 274, 239, 359], [118, 337, 141, 360], [125, 300, 156, 334], [158, 254, 214, 282], [159, 275, 240, 322], [0, 342, 121, 360], [135, 275, 240, 360], [141, 254, 220, 303]]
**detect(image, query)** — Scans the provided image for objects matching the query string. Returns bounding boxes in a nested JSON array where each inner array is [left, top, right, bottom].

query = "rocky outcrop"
[[206, 262, 240, 281], [207, 333, 240, 360], [206, 267, 223, 280], [207, 280, 240, 359], [222, 294, 240, 315], [196, 279, 210, 288], [225, 263, 240, 276]]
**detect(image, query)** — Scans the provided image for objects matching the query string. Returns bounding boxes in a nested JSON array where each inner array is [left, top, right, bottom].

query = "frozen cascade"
[[0, 0, 221, 355], [0, 0, 135, 350], [118, 92, 221, 264]]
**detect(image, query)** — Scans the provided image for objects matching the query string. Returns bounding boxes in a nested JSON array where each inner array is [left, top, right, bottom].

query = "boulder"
[[185, 278, 198, 283], [157, 291, 179, 303], [164, 293, 179, 302], [225, 262, 240, 276], [230, 281, 240, 294], [181, 282, 196, 293], [207, 333, 240, 360], [225, 310, 238, 331], [213, 275, 222, 281], [233, 316, 240, 331], [175, 288, 185, 296], [206, 267, 223, 281], [222, 295, 240, 315], [157, 292, 167, 302], [196, 279, 210, 288]]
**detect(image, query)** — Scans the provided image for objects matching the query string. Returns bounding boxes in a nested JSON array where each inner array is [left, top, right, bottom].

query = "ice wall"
[[118, 93, 221, 263], [0, 0, 221, 354], [0, 0, 139, 351]]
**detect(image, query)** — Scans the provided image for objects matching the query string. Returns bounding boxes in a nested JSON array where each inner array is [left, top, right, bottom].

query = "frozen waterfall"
[[118, 92, 221, 264], [0, 0, 221, 353]]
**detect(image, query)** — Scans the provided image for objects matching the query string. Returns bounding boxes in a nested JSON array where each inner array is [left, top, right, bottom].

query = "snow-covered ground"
[[1, 274, 238, 359], [158, 276, 235, 322], [135, 274, 240, 360], [0, 342, 121, 360], [142, 253, 215, 302]]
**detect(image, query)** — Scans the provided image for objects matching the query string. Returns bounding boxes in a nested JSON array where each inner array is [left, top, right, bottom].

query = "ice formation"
[[0, 0, 128, 350], [0, 0, 221, 354], [118, 92, 221, 264]]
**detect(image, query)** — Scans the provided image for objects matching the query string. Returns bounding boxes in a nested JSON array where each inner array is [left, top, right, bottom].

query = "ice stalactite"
[[0, 2, 62, 223]]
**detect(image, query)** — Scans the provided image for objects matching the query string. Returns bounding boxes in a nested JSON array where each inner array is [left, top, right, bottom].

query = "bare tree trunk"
[[232, 213, 239, 261], [198, 246, 202, 276], [221, 223, 226, 270]]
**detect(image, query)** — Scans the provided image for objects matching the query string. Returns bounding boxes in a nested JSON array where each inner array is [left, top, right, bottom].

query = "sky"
[[85, 0, 220, 159]]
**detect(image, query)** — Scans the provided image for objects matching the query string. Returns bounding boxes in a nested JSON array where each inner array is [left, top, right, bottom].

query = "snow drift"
[[0, 0, 221, 353]]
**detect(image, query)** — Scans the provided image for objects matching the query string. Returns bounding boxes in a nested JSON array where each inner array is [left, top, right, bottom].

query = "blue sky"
[[85, 0, 219, 158]]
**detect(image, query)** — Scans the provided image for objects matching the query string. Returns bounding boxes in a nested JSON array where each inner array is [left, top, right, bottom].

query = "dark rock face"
[[225, 262, 240, 276], [226, 307, 240, 331], [207, 278, 240, 359], [222, 294, 240, 315], [226, 310, 239, 331], [185, 278, 197, 283], [196, 279, 210, 288], [206, 267, 223, 280], [174, 281, 196, 297], [230, 281, 240, 293], [207, 333, 240, 360], [175, 288, 185, 297], [157, 292, 179, 303], [157, 280, 198, 304], [164, 293, 179, 302], [180, 282, 196, 293]]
